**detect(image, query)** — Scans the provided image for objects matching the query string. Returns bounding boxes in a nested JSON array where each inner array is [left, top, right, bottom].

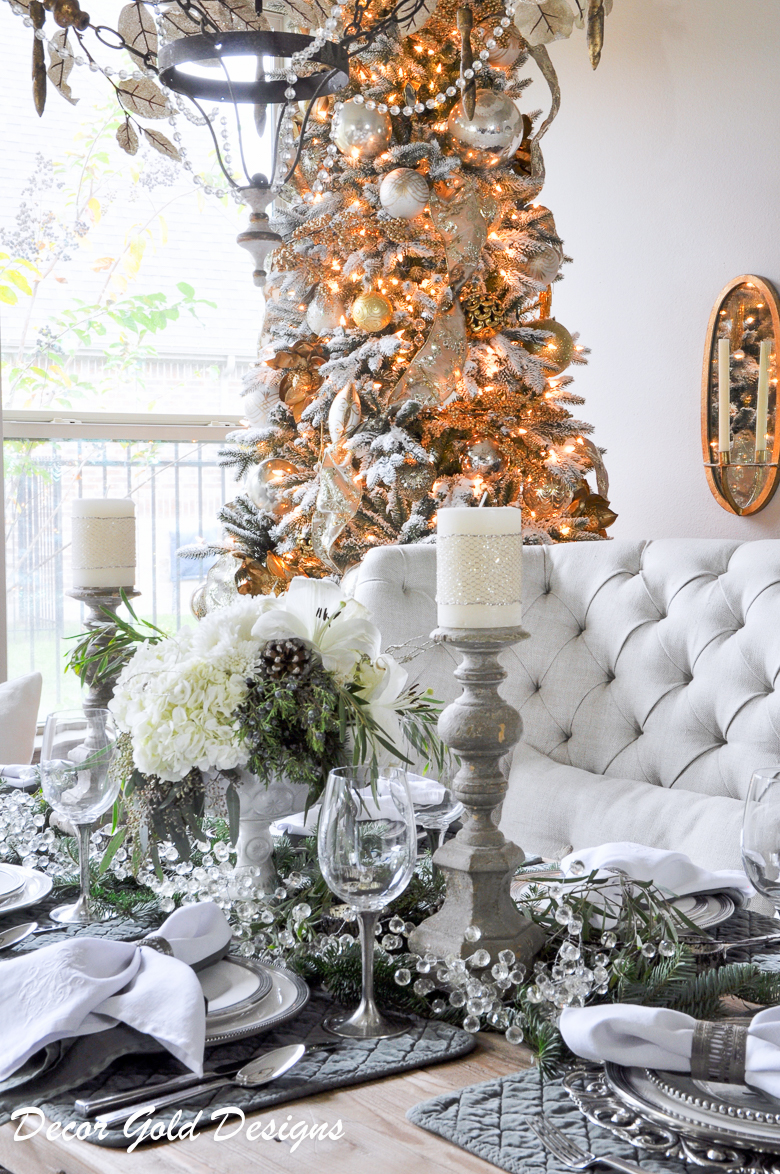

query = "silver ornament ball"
[[379, 167, 430, 219], [464, 438, 505, 475], [447, 89, 524, 169], [306, 288, 345, 333], [333, 99, 393, 160]]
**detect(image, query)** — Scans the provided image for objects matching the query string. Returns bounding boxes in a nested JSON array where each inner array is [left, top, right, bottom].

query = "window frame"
[[1, 408, 243, 682]]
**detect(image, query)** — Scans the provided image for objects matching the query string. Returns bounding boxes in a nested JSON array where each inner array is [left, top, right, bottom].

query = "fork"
[[524, 1114, 645, 1174]]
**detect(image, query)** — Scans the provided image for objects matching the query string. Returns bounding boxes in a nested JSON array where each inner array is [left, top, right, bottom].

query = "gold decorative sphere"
[[523, 318, 575, 371], [352, 291, 394, 333]]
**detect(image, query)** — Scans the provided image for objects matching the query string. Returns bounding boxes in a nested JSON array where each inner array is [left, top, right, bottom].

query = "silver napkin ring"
[[690, 1020, 748, 1084], [133, 933, 174, 956]]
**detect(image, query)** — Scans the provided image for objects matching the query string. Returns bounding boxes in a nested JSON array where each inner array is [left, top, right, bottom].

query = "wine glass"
[[413, 778, 464, 865], [742, 767, 780, 914], [40, 709, 119, 924], [318, 765, 417, 1039]]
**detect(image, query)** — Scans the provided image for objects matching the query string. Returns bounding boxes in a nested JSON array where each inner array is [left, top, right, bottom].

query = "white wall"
[[533, 0, 780, 539]]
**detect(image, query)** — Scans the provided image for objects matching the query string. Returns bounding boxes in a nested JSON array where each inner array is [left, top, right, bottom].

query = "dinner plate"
[[203, 959, 309, 1045], [672, 891, 735, 930], [0, 864, 27, 902], [0, 865, 53, 914], [200, 956, 273, 1014]]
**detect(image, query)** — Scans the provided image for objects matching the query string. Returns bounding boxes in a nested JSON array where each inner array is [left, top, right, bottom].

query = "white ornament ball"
[[379, 168, 430, 219], [522, 241, 563, 287], [487, 26, 523, 69], [332, 99, 393, 160], [307, 288, 345, 334], [447, 89, 524, 169]]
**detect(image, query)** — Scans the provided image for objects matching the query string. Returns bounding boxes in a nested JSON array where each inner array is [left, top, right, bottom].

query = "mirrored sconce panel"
[[702, 274, 780, 515]]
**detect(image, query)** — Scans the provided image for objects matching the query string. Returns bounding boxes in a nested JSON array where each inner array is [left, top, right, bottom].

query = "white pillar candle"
[[756, 339, 771, 455], [436, 507, 523, 630], [71, 499, 136, 589], [718, 338, 731, 454]]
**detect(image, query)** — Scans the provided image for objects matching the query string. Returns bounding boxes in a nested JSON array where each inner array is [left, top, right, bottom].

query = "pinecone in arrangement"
[[257, 638, 313, 681], [463, 292, 506, 339]]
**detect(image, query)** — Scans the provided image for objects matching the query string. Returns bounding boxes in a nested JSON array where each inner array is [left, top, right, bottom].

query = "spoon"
[[97, 1044, 307, 1130], [0, 921, 39, 951]]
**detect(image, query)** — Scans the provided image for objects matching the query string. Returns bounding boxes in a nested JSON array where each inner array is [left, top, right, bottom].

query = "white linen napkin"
[[273, 774, 445, 837], [560, 1004, 780, 1098], [0, 902, 232, 1081], [561, 842, 754, 905], [0, 765, 39, 791]]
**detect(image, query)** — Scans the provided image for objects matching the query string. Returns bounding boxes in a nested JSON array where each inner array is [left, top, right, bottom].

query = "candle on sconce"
[[718, 337, 731, 456], [71, 499, 136, 589], [436, 506, 523, 629], [756, 338, 771, 458]]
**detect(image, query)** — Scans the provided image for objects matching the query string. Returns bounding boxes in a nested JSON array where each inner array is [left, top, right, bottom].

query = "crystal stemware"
[[40, 709, 119, 924], [413, 778, 464, 862], [317, 765, 417, 1039], [742, 767, 780, 914]]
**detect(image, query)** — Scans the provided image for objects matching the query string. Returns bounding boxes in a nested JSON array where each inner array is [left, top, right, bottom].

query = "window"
[[1, 2, 265, 713]]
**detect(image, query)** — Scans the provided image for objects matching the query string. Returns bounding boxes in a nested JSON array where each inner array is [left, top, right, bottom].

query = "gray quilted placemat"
[[408, 1065, 688, 1174], [5, 988, 475, 1148]]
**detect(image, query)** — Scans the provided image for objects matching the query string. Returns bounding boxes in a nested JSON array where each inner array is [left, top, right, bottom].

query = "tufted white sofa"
[[350, 539, 780, 872]]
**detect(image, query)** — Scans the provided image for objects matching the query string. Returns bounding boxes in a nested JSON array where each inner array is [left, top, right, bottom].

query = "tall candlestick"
[[718, 338, 731, 455], [71, 499, 136, 589], [756, 339, 771, 458], [436, 506, 522, 629]]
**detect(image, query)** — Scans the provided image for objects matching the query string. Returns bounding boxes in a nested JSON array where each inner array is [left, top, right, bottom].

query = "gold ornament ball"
[[463, 291, 505, 338], [332, 99, 393, 160], [487, 26, 523, 69], [524, 318, 575, 370], [352, 291, 394, 333], [524, 477, 573, 519], [447, 89, 524, 169]]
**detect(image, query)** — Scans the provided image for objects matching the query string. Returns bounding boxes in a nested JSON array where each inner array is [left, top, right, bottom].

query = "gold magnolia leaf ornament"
[[117, 1, 158, 61], [266, 338, 328, 421], [117, 117, 139, 155], [117, 77, 170, 120], [47, 30, 77, 104], [143, 128, 181, 160]]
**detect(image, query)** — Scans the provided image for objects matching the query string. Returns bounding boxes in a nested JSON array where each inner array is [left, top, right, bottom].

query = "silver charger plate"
[[565, 1062, 780, 1170], [203, 959, 309, 1046]]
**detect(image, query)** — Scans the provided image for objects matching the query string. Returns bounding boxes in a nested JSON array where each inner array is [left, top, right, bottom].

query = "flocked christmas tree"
[[186, 0, 617, 598]]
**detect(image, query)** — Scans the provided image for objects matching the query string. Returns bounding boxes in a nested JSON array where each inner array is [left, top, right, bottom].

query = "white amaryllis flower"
[[250, 577, 380, 684], [353, 653, 409, 765]]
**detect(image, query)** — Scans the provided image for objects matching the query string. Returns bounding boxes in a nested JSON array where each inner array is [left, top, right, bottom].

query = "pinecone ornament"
[[463, 292, 505, 339], [257, 638, 313, 680]]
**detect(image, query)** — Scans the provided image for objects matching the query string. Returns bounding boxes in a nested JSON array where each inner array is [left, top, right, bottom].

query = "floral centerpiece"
[[104, 578, 444, 872]]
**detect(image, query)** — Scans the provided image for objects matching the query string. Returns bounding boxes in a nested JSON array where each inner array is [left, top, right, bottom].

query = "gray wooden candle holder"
[[67, 586, 140, 714], [408, 625, 546, 966]]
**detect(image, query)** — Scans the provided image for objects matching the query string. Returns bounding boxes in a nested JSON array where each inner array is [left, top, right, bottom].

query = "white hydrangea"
[[110, 597, 272, 782]]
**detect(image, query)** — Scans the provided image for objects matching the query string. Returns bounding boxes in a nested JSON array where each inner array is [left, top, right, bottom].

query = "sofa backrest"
[[350, 538, 780, 803]]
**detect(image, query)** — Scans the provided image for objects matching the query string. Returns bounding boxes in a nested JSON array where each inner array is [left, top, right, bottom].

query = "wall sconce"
[[702, 274, 780, 515]]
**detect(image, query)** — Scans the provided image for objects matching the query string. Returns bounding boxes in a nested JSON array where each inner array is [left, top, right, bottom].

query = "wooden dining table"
[[0, 1033, 528, 1174]]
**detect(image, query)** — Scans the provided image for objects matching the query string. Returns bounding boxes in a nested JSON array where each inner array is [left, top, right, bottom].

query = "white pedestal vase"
[[232, 770, 309, 894]]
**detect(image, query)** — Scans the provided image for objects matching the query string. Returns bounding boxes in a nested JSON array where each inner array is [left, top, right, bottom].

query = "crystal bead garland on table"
[[408, 505, 546, 967]]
